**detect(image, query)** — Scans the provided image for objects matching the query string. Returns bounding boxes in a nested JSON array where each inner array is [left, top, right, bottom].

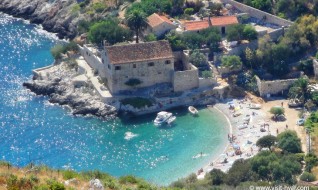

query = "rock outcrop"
[[0, 0, 83, 39], [23, 62, 117, 119]]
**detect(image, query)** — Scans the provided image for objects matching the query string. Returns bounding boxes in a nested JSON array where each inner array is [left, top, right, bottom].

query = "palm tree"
[[126, 10, 148, 43], [288, 77, 309, 104]]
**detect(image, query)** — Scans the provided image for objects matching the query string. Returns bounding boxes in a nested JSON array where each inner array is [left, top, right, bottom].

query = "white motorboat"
[[167, 116, 176, 125], [154, 111, 173, 126], [188, 106, 198, 115]]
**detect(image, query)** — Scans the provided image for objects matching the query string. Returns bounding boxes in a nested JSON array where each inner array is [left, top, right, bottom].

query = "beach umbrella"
[[232, 144, 240, 149]]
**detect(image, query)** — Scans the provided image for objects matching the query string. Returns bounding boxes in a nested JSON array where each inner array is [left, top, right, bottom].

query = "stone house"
[[183, 16, 238, 34], [79, 41, 217, 96], [145, 13, 177, 37], [100, 41, 175, 94]]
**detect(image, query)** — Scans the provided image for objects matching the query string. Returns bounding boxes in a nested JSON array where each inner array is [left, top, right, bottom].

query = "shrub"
[[47, 179, 65, 190], [221, 55, 242, 69], [50, 45, 65, 59], [119, 175, 138, 184], [62, 170, 78, 180], [144, 33, 157, 42], [125, 78, 142, 87], [300, 172, 316, 182], [184, 8, 194, 15], [201, 70, 212, 78], [92, 2, 107, 13]]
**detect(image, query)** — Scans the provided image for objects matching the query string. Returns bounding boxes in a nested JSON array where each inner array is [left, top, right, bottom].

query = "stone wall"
[[313, 59, 318, 79], [79, 45, 107, 78], [226, 40, 258, 56], [221, 0, 293, 26], [268, 28, 285, 41], [199, 77, 217, 89], [255, 76, 297, 97], [173, 65, 199, 92], [109, 59, 174, 94]]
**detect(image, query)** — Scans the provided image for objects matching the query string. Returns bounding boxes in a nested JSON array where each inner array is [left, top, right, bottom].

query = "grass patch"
[[121, 97, 153, 108]]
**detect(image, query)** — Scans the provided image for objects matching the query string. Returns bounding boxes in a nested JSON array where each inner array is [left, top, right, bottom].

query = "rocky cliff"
[[0, 0, 82, 39]]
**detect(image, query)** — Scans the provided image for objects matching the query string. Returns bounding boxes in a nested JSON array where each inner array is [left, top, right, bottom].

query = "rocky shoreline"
[[23, 62, 117, 119], [0, 0, 81, 39]]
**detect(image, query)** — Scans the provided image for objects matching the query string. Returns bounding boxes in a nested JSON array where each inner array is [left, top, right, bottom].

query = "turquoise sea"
[[0, 13, 229, 185]]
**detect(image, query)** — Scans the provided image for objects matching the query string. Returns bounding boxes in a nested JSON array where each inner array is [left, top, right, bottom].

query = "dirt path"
[[261, 99, 307, 153]]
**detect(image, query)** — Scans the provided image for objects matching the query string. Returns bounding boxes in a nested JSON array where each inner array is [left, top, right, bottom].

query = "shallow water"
[[0, 13, 229, 185]]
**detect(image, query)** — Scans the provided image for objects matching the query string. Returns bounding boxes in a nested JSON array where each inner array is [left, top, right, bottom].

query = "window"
[[148, 62, 154, 67], [107, 64, 110, 70], [165, 60, 171, 64], [102, 59, 104, 64], [158, 72, 162, 75], [115, 66, 121, 70], [133, 64, 136, 68]]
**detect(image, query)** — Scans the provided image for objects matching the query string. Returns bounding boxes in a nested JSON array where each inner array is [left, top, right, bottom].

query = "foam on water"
[[0, 13, 229, 185]]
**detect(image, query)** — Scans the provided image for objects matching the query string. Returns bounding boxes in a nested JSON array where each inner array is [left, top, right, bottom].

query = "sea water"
[[0, 13, 229, 185]]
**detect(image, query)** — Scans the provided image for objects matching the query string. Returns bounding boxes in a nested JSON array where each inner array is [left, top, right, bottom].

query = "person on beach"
[[286, 124, 288, 129], [281, 102, 284, 107], [277, 128, 279, 134]]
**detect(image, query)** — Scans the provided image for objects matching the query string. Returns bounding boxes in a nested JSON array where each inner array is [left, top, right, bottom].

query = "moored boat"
[[188, 106, 198, 115], [154, 111, 173, 126]]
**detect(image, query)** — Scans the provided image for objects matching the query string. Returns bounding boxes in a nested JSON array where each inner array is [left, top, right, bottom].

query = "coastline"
[[197, 97, 267, 178], [197, 97, 308, 179]]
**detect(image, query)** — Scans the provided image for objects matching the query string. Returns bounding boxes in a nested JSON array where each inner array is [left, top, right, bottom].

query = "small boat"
[[154, 111, 173, 126], [188, 106, 198, 115], [166, 116, 176, 125], [249, 103, 261, 109]]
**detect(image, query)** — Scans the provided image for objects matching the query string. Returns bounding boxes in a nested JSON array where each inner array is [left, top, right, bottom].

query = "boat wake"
[[192, 153, 208, 159]]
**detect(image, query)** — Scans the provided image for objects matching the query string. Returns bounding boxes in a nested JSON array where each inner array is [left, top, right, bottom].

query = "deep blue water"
[[0, 13, 229, 185]]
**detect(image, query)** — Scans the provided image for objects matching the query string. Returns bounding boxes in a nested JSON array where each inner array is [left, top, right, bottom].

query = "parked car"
[[288, 99, 303, 108], [297, 118, 305, 126]]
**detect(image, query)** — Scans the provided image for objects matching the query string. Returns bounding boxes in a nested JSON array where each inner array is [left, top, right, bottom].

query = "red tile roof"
[[105, 41, 173, 65], [184, 20, 210, 31], [147, 13, 174, 28], [211, 16, 238, 26]]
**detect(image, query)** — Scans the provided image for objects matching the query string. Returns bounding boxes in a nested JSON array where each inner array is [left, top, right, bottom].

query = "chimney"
[[208, 15, 212, 27]]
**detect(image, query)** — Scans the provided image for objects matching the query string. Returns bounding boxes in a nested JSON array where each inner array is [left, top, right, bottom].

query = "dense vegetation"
[[237, 0, 318, 20]]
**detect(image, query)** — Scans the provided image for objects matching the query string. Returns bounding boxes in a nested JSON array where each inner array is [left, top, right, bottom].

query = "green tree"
[[144, 33, 157, 42], [300, 172, 316, 182], [88, 19, 132, 45], [304, 153, 318, 172], [207, 169, 226, 185], [288, 77, 309, 104], [165, 31, 187, 51], [277, 130, 302, 153], [242, 25, 258, 41], [126, 10, 148, 43], [209, 2, 223, 16], [269, 106, 284, 120], [182, 32, 206, 49], [226, 24, 244, 41], [225, 159, 256, 186], [244, 47, 255, 69], [189, 50, 207, 66], [256, 135, 277, 151], [221, 55, 242, 70]]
